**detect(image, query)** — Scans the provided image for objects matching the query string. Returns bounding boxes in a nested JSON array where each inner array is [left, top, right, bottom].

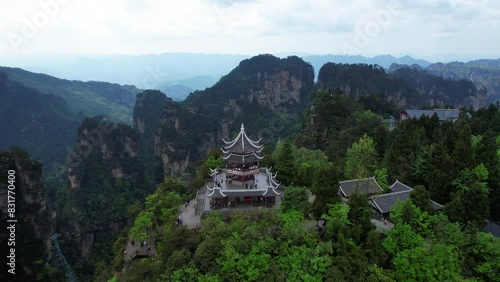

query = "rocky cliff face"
[[133, 90, 172, 182], [60, 116, 149, 271], [425, 61, 499, 106], [154, 101, 219, 177], [67, 116, 141, 189], [0, 149, 55, 281], [151, 54, 315, 177], [318, 63, 482, 109], [249, 69, 305, 109]]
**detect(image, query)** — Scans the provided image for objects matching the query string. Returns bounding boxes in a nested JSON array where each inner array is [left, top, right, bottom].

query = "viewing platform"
[[123, 237, 157, 262]]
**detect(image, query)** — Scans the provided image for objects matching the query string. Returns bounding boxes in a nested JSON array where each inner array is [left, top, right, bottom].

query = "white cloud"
[[0, 0, 498, 59]]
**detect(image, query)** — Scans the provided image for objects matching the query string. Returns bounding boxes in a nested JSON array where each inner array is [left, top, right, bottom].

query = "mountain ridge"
[[0, 66, 141, 123]]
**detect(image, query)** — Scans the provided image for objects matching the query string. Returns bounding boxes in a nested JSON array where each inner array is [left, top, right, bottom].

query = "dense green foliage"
[[52, 116, 155, 280], [344, 134, 377, 179], [318, 63, 478, 108], [113, 198, 500, 281], [0, 72, 82, 169]]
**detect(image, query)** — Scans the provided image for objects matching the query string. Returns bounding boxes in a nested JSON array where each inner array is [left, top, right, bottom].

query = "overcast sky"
[[1, 0, 499, 61]]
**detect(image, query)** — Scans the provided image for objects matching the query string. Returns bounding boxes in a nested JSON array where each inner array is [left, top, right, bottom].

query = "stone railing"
[[226, 168, 260, 176]]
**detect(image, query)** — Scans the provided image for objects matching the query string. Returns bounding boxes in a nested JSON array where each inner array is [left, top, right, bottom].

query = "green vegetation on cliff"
[[0, 149, 60, 281], [0, 66, 140, 123], [54, 116, 154, 279], [0, 72, 82, 170], [318, 63, 479, 108]]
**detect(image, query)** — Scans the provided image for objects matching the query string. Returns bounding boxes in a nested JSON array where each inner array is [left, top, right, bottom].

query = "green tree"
[[383, 223, 425, 256], [323, 203, 351, 242], [273, 140, 297, 185], [445, 164, 490, 227], [347, 192, 375, 244], [156, 177, 185, 195], [472, 232, 500, 281], [409, 185, 434, 214], [282, 186, 312, 217], [385, 121, 423, 183], [129, 211, 153, 241], [311, 164, 341, 218], [217, 237, 272, 282], [169, 264, 202, 282], [295, 147, 329, 187], [425, 142, 455, 203], [452, 124, 473, 171], [204, 155, 225, 170], [392, 244, 460, 282], [373, 167, 389, 192], [389, 199, 434, 238], [411, 144, 434, 183], [475, 131, 500, 221], [344, 134, 377, 179]]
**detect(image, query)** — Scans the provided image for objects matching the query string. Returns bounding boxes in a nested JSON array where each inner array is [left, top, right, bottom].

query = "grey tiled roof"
[[338, 177, 383, 197], [481, 220, 500, 237], [370, 191, 410, 214], [402, 109, 460, 121], [390, 180, 413, 192], [371, 181, 445, 214]]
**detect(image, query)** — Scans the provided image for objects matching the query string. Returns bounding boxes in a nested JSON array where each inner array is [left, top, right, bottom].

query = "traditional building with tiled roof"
[[399, 109, 464, 123], [369, 180, 444, 220], [338, 177, 384, 198], [205, 124, 281, 210]]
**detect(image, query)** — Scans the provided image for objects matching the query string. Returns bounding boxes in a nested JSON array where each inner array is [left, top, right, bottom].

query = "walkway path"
[[371, 218, 394, 232], [179, 194, 202, 228]]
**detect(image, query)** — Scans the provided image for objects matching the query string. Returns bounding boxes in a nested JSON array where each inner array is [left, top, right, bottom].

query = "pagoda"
[[221, 123, 264, 185], [205, 123, 281, 210]]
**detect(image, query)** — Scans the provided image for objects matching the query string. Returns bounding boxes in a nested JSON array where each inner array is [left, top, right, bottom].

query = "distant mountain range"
[[1, 53, 432, 101], [302, 54, 431, 77]]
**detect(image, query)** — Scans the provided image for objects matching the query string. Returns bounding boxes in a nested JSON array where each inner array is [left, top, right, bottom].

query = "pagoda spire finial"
[[241, 123, 245, 132]]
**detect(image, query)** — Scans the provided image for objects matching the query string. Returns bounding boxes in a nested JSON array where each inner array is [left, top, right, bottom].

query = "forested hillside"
[[297, 88, 500, 221], [426, 59, 500, 104], [318, 63, 483, 109], [0, 66, 141, 123], [50, 116, 155, 279], [0, 72, 82, 169]]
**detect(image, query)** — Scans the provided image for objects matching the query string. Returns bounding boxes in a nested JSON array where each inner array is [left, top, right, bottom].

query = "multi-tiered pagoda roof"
[[203, 123, 281, 211], [221, 123, 264, 164]]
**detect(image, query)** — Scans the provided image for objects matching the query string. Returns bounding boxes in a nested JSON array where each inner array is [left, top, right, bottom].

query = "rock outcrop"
[[60, 116, 148, 270], [318, 63, 481, 109], [149, 54, 315, 177], [0, 149, 55, 280]]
